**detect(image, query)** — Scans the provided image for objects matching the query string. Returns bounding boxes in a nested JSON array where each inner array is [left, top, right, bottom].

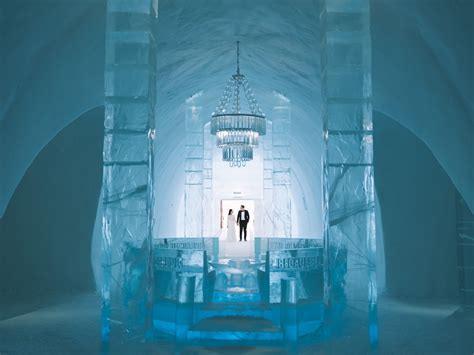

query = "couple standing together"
[[226, 205, 250, 242]]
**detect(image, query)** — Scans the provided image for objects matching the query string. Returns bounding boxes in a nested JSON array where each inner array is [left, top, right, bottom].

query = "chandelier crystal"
[[211, 41, 266, 167]]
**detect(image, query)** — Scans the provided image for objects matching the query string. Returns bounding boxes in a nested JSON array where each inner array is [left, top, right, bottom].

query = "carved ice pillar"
[[102, 0, 158, 343], [263, 123, 274, 238], [320, 0, 378, 347], [203, 123, 213, 237], [272, 95, 292, 238], [184, 96, 204, 238]]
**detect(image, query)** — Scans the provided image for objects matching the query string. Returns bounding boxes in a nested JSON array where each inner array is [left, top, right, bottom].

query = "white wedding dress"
[[226, 214, 237, 241]]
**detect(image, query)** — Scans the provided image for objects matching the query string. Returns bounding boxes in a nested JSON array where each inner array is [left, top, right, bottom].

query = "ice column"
[[184, 95, 204, 238], [102, 0, 158, 343], [272, 94, 292, 238], [203, 123, 213, 237], [263, 123, 274, 238], [320, 0, 378, 347]]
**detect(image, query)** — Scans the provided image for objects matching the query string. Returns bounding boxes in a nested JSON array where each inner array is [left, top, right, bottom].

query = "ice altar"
[[100, 0, 377, 350]]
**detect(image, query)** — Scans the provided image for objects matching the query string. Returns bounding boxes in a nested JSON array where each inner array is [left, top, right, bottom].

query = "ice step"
[[212, 288, 261, 303], [195, 302, 275, 321], [188, 316, 283, 341]]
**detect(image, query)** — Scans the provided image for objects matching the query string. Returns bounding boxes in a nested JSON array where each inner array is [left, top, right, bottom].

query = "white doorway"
[[220, 199, 256, 259], [221, 199, 256, 241]]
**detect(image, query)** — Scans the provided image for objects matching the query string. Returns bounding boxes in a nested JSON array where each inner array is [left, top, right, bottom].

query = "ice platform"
[[152, 237, 325, 343]]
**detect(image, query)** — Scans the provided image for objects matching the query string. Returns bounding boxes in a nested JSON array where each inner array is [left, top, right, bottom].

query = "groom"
[[237, 205, 250, 242]]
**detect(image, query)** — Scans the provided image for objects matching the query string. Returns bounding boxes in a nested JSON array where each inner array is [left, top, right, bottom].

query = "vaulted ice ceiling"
[[0, 0, 472, 218]]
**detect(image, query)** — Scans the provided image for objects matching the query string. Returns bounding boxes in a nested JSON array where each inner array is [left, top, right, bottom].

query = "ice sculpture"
[[320, 0, 378, 347], [101, 0, 158, 344]]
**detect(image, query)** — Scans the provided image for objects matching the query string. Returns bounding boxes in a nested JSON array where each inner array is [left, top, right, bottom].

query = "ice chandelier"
[[211, 41, 266, 167]]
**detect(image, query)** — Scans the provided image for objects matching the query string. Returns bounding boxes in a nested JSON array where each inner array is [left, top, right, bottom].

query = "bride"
[[226, 209, 237, 242]]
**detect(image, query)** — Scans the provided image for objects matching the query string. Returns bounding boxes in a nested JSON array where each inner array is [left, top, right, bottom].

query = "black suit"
[[237, 210, 250, 241]]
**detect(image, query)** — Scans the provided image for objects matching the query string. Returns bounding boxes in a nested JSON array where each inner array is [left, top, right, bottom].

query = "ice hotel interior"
[[0, 0, 473, 353]]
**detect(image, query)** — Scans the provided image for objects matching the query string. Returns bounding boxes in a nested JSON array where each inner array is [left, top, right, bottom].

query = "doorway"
[[221, 199, 255, 240], [220, 199, 256, 259]]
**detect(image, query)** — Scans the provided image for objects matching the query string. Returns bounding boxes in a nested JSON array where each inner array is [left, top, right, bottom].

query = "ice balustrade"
[[152, 238, 218, 337], [154, 237, 219, 263], [320, 0, 378, 348], [256, 238, 324, 304], [152, 247, 215, 303], [255, 237, 323, 261]]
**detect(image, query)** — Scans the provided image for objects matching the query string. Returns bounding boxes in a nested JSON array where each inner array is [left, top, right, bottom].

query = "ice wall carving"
[[102, 0, 157, 343], [320, 0, 378, 347]]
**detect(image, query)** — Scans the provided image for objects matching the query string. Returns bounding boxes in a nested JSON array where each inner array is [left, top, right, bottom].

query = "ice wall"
[[0, 0, 106, 216], [0, 108, 103, 304], [371, 0, 473, 210], [374, 111, 459, 298]]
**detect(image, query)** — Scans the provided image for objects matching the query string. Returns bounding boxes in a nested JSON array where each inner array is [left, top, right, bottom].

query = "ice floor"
[[0, 292, 473, 354]]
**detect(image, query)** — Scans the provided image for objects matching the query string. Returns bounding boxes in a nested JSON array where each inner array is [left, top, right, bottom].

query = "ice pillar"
[[320, 0, 378, 347], [184, 94, 204, 238], [263, 123, 274, 238], [272, 94, 292, 238], [102, 0, 158, 343], [203, 123, 213, 237]]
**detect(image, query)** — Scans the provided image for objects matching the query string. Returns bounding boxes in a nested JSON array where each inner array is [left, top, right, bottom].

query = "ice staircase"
[[186, 256, 285, 343], [210, 257, 263, 302], [187, 315, 283, 342]]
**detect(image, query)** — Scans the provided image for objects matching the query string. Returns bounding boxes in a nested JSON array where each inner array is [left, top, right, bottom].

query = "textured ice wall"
[[374, 111, 459, 298], [0, 0, 107, 216]]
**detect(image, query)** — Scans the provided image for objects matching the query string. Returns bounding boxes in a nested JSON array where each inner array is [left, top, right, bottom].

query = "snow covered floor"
[[0, 293, 472, 354]]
